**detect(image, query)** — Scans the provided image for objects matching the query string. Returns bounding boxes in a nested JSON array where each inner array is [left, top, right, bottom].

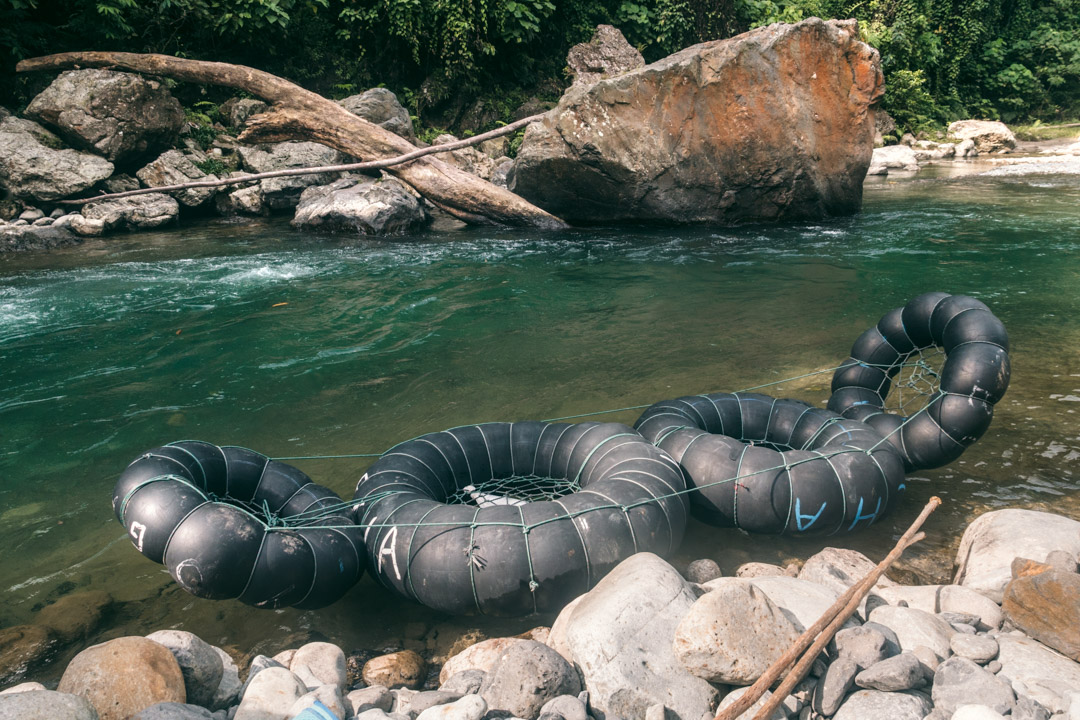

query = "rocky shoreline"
[[3, 507, 1079, 720]]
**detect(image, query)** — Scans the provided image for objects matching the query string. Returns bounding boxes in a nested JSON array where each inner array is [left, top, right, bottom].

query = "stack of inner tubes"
[[827, 292, 1011, 470], [113, 441, 363, 609], [351, 421, 687, 616], [634, 393, 906, 534]]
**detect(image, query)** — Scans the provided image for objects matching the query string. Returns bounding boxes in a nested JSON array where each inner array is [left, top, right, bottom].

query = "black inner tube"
[[113, 440, 364, 609], [827, 292, 1011, 470], [351, 421, 688, 616], [635, 392, 906, 535]]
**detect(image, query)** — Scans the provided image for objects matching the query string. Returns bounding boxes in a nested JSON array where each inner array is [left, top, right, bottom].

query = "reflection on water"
[[1, 171, 1078, 680]]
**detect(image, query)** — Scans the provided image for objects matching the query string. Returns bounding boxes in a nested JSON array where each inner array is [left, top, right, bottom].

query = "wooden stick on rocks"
[[714, 496, 942, 720]]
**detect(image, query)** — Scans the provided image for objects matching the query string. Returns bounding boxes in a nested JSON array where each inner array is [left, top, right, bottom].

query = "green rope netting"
[[248, 355, 944, 531]]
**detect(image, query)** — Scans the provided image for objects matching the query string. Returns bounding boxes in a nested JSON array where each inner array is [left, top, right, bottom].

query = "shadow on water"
[[0, 170, 1078, 681]]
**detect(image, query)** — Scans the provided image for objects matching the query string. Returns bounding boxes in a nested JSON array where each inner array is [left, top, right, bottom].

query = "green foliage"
[[194, 156, 230, 175], [883, 69, 938, 133], [184, 108, 218, 150]]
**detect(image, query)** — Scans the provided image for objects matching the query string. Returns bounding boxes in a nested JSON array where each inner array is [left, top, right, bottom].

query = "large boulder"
[[136, 150, 219, 207], [237, 142, 343, 210], [0, 117, 114, 202], [554, 552, 719, 720], [954, 509, 1080, 603], [57, 636, 187, 720], [566, 25, 645, 86], [995, 634, 1080, 713], [1002, 564, 1080, 661], [83, 193, 180, 231], [26, 69, 184, 166], [0, 689, 99, 719], [145, 630, 223, 709], [867, 145, 919, 175], [673, 578, 801, 684], [947, 120, 1016, 153], [511, 18, 883, 224], [338, 89, 416, 144], [478, 640, 580, 720], [292, 176, 428, 235]]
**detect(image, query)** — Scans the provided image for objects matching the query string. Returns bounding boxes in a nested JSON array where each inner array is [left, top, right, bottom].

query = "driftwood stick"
[[714, 496, 942, 720], [16, 52, 567, 228], [54, 113, 544, 206]]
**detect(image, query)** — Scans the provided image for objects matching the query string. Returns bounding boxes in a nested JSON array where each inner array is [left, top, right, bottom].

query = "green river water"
[[1, 167, 1078, 678]]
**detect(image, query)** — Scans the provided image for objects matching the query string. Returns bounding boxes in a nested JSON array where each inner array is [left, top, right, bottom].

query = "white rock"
[[415, 694, 487, 720], [952, 705, 1006, 720], [832, 689, 932, 720], [440, 638, 526, 685], [674, 578, 801, 684], [347, 686, 393, 715], [235, 667, 307, 720], [287, 685, 347, 720], [798, 547, 896, 619], [744, 576, 858, 632], [947, 121, 1016, 153], [951, 634, 999, 664], [547, 596, 584, 665], [714, 687, 786, 720], [559, 553, 719, 720], [0, 682, 46, 695], [0, 690, 99, 719], [867, 606, 954, 661], [872, 584, 1003, 630], [290, 643, 346, 692], [868, 145, 920, 175], [954, 510, 1080, 602], [995, 634, 1080, 713], [68, 213, 104, 236]]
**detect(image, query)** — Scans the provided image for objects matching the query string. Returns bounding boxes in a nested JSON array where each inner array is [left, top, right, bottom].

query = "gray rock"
[[31, 217, 52, 226], [873, 585, 1003, 630], [1013, 694, 1051, 720], [239, 655, 287, 702], [556, 553, 719, 720], [292, 176, 427, 235], [26, 69, 185, 165], [0, 682, 47, 695], [430, 135, 496, 181], [358, 710, 409, 720], [17, 208, 43, 222], [512, 19, 882, 225], [132, 702, 217, 719], [832, 690, 932, 720], [685, 560, 721, 584], [835, 625, 893, 670], [868, 145, 920, 175], [216, 185, 266, 216], [0, 690, 99, 719], [104, 173, 141, 193], [146, 630, 225, 709], [951, 634, 999, 664], [48, 207, 64, 218], [479, 640, 580, 720], [209, 646, 242, 712], [995, 634, 1080, 713], [941, 611, 981, 628], [987, 660, 1002, 674], [136, 150, 219, 207], [338, 89, 415, 144], [538, 695, 587, 720], [0, 215, 80, 252], [348, 686, 393, 715], [954, 510, 1080, 603], [799, 548, 898, 600], [441, 639, 525, 686], [566, 25, 644, 86], [867, 606, 955, 661], [235, 666, 307, 720], [288, 685, 347, 720], [812, 657, 859, 716], [734, 563, 788, 579], [0, 117, 114, 202], [290, 642, 347, 692], [854, 652, 923, 691], [271, 650, 296, 668], [932, 657, 1016, 716], [414, 695, 486, 720], [227, 99, 269, 129], [714, 687, 786, 720], [674, 578, 801, 684], [66, 212, 105, 237], [643, 703, 666, 720], [439, 670, 485, 696], [951, 706, 1006, 720], [83, 193, 179, 230], [490, 159, 513, 189], [1044, 550, 1078, 574], [947, 121, 1016, 153], [238, 142, 343, 210], [912, 645, 940, 678]]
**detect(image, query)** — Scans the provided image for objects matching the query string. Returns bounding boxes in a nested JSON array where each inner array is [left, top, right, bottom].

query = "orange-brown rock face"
[[512, 19, 884, 224], [1002, 562, 1080, 662]]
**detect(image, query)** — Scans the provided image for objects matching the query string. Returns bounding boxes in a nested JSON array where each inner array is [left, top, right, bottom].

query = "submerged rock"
[[0, 117, 114, 202], [0, 624, 57, 685], [512, 18, 883, 224], [26, 69, 185, 166]]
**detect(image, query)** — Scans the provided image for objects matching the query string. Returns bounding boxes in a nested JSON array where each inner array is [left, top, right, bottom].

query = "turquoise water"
[[1, 170, 1078, 676]]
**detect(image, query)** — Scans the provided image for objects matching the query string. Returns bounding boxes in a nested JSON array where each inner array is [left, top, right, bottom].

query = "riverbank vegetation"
[[2, 0, 1078, 137]]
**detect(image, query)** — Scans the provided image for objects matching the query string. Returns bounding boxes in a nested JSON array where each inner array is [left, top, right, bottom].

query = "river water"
[[1, 166, 1078, 677]]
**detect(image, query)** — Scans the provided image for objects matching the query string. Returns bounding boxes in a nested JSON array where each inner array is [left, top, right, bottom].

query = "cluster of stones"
[[867, 120, 1018, 176], [0, 70, 525, 252], [3, 507, 1080, 720]]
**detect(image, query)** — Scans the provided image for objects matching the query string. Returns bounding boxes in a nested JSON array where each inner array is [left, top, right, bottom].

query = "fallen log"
[[16, 52, 567, 229], [49, 113, 545, 206]]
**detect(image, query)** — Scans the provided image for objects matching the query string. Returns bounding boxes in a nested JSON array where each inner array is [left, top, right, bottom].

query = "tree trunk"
[[16, 52, 568, 229]]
